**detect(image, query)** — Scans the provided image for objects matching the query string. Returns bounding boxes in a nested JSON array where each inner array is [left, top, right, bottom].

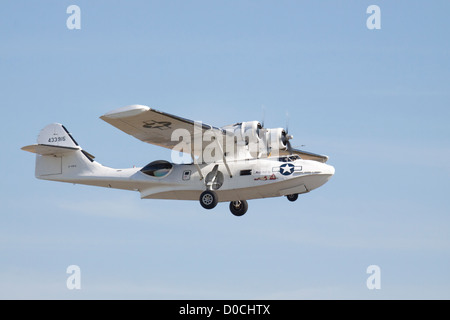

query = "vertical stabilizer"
[[22, 123, 101, 180], [37, 123, 79, 148]]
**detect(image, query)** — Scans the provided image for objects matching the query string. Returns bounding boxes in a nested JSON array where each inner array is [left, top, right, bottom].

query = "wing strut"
[[190, 151, 204, 181], [213, 134, 233, 178]]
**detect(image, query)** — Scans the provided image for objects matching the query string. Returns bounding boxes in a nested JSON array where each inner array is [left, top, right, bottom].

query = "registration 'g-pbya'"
[[22, 105, 334, 216]]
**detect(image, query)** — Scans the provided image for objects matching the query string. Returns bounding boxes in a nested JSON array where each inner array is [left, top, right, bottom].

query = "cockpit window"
[[278, 155, 301, 162], [141, 160, 173, 177]]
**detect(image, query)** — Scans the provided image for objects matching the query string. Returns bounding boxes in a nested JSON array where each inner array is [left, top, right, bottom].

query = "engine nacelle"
[[265, 128, 288, 151], [238, 121, 262, 145], [221, 121, 290, 158]]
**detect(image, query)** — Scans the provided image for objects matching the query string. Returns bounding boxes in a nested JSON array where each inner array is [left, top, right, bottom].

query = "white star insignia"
[[280, 165, 290, 174]]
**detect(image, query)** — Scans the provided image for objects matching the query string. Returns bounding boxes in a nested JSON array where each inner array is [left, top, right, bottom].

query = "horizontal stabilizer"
[[21, 144, 80, 156], [22, 123, 96, 160]]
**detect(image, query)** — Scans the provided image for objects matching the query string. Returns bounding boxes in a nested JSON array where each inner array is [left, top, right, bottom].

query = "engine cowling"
[[221, 121, 291, 158], [265, 128, 288, 152], [239, 121, 262, 145]]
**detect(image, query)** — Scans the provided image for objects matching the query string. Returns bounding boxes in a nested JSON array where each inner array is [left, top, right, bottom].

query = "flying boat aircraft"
[[22, 105, 334, 216]]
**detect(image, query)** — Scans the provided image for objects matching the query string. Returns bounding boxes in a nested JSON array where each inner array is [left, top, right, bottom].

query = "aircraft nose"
[[323, 163, 335, 176]]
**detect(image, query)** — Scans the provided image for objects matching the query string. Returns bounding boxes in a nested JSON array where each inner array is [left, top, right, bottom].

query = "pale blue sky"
[[1, 0, 449, 299]]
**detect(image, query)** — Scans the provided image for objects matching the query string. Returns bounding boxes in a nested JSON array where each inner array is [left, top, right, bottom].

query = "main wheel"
[[286, 194, 298, 202], [200, 190, 218, 209], [229, 200, 248, 216]]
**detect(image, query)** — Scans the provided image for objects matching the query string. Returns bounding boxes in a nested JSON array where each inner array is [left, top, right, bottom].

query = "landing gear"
[[199, 190, 249, 216], [286, 193, 298, 202], [200, 190, 218, 209], [229, 200, 248, 216]]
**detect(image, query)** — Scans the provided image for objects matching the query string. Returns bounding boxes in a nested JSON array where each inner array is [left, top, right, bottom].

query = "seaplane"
[[22, 105, 335, 216]]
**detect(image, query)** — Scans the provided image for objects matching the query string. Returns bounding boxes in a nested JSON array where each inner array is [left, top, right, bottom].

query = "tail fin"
[[22, 123, 100, 179], [37, 122, 79, 148]]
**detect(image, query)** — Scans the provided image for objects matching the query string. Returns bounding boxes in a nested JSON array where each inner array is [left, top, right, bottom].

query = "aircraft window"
[[240, 169, 252, 176], [141, 160, 173, 177]]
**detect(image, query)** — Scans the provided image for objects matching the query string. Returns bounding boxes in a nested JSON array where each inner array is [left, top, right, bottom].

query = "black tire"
[[229, 200, 248, 216], [200, 190, 218, 209], [286, 194, 298, 202]]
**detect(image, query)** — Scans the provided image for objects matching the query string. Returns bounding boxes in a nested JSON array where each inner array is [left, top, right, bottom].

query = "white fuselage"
[[41, 155, 335, 202]]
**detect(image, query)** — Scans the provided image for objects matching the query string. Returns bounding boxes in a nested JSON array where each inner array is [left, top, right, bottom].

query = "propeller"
[[257, 107, 295, 156], [282, 130, 294, 154], [261, 105, 266, 128], [283, 111, 294, 154], [285, 111, 289, 135], [258, 105, 268, 148]]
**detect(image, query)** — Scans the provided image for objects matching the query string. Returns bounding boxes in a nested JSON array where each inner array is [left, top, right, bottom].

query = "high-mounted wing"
[[101, 105, 329, 164], [100, 105, 224, 151]]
